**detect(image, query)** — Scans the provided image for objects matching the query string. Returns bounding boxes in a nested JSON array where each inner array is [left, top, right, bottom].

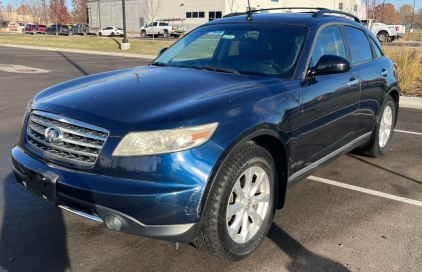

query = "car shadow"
[[267, 223, 350, 272], [347, 154, 422, 185], [0, 172, 70, 271]]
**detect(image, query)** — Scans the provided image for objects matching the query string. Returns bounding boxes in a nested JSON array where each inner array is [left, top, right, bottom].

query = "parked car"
[[45, 24, 70, 36], [12, 8, 400, 262], [98, 26, 124, 37], [141, 21, 184, 38], [24, 25, 47, 35], [362, 19, 406, 42], [69, 24, 91, 36]]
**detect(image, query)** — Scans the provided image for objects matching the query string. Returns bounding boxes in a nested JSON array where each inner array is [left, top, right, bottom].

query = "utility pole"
[[410, 0, 416, 29], [381, 0, 385, 23], [0, 2, 3, 31], [120, 0, 130, 50], [97, 0, 101, 29]]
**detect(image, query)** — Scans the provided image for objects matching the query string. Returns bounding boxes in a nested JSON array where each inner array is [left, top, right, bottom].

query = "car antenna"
[[246, 0, 253, 21]]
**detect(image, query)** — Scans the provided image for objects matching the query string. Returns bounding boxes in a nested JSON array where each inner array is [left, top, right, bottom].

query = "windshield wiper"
[[195, 66, 239, 74], [150, 62, 171, 67]]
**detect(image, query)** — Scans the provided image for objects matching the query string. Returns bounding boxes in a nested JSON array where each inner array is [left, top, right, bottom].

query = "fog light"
[[104, 215, 123, 231]]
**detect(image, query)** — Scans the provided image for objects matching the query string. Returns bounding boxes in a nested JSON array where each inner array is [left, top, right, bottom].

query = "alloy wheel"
[[226, 166, 270, 244], [379, 105, 392, 148]]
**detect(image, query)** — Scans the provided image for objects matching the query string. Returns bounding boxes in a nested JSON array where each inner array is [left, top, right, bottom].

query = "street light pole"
[[120, 0, 130, 50]]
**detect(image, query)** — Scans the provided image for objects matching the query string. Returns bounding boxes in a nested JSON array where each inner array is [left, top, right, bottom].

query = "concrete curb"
[[0, 43, 156, 60], [400, 96, 422, 109]]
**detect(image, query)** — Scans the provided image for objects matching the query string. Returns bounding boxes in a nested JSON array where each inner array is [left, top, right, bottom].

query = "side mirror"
[[158, 47, 168, 56], [309, 55, 351, 76]]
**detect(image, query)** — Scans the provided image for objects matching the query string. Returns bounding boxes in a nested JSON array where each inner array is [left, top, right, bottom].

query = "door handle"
[[381, 69, 388, 77], [347, 78, 359, 87]]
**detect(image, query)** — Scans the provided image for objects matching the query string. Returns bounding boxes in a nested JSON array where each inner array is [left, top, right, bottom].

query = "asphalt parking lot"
[[0, 46, 421, 272]]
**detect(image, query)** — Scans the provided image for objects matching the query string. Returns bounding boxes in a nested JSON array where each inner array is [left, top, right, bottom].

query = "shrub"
[[383, 44, 422, 92]]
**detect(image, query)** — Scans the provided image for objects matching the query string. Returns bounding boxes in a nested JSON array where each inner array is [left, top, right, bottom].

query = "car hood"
[[33, 66, 280, 136]]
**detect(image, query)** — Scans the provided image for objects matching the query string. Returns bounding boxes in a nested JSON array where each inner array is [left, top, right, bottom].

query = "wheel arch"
[[386, 87, 400, 127], [197, 128, 290, 231]]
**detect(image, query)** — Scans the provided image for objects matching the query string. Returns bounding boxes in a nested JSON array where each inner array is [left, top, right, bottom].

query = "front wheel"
[[110, 32, 115, 37], [141, 31, 146, 38], [193, 144, 276, 261], [99, 32, 102, 37], [354, 95, 396, 157]]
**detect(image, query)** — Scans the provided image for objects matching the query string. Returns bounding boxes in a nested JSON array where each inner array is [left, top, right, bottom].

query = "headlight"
[[112, 122, 219, 157], [22, 99, 33, 126]]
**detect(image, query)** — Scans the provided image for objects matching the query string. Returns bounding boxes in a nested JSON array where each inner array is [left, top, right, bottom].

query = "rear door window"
[[369, 37, 383, 58], [344, 26, 373, 64], [311, 26, 346, 67]]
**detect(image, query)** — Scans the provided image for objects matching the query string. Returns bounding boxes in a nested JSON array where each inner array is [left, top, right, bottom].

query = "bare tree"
[[227, 0, 238, 13], [28, 0, 43, 24], [141, 0, 162, 43], [398, 4, 413, 25]]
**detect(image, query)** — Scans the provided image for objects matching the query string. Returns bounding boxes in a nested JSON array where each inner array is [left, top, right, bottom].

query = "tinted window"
[[344, 26, 372, 64], [370, 37, 383, 58], [311, 26, 346, 67]]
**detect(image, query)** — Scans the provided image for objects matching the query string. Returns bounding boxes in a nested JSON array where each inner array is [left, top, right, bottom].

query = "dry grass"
[[383, 44, 422, 94], [0, 35, 175, 56], [403, 30, 422, 42]]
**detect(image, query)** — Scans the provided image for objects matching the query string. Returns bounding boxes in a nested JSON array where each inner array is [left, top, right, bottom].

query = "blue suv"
[[12, 8, 400, 261]]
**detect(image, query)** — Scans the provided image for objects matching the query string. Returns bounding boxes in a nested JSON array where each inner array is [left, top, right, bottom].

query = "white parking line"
[[395, 129, 422, 136], [308, 176, 422, 207]]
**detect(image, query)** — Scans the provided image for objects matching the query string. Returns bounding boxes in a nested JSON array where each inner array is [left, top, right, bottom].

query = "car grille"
[[26, 110, 109, 167]]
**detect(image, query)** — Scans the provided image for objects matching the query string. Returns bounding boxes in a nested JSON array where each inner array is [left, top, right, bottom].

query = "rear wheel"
[[377, 31, 390, 43], [163, 31, 169, 38], [355, 95, 396, 157], [193, 144, 276, 261]]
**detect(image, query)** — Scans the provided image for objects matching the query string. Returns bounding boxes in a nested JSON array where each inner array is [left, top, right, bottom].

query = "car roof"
[[204, 12, 364, 29]]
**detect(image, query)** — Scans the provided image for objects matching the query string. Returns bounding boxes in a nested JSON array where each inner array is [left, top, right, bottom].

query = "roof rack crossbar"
[[313, 10, 362, 23]]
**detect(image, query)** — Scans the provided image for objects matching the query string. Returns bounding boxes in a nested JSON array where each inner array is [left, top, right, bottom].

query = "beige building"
[[87, 0, 365, 32]]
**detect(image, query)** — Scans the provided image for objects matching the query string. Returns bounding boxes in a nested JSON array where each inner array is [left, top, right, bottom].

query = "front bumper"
[[12, 142, 224, 242]]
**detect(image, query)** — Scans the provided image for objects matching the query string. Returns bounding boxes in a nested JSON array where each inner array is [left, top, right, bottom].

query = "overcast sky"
[[1, 1, 420, 14]]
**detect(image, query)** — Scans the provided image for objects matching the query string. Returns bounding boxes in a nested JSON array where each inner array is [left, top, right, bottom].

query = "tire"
[[193, 143, 277, 261], [141, 31, 146, 38], [110, 32, 115, 37], [354, 95, 396, 158], [69, 31, 73, 36], [377, 31, 390, 43], [83, 32, 87, 36], [163, 31, 169, 38], [33, 30, 37, 35], [99, 32, 102, 37]]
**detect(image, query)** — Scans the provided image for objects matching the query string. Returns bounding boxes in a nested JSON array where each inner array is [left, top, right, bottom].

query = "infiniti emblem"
[[44, 127, 63, 144]]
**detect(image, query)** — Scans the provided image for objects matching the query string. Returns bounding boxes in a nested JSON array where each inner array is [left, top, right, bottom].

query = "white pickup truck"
[[140, 21, 184, 38], [362, 19, 406, 42]]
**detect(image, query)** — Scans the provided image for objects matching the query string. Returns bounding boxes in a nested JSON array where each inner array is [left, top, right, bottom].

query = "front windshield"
[[156, 23, 308, 79]]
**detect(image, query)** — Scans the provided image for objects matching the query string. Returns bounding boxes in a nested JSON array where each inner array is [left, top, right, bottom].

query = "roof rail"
[[223, 8, 362, 24], [224, 7, 328, 18], [313, 10, 362, 23]]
